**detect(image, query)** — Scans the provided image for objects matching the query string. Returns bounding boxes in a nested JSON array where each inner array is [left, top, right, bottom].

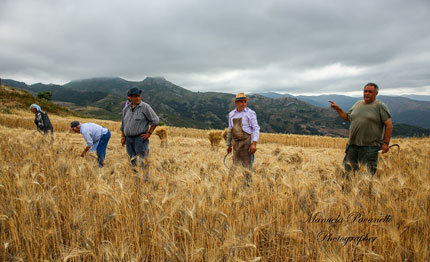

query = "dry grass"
[[222, 128, 229, 141], [208, 130, 223, 150], [155, 126, 168, 148], [0, 109, 350, 149], [0, 111, 429, 261]]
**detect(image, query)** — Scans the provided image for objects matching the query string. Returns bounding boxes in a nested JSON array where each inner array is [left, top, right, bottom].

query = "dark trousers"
[[343, 145, 380, 175], [125, 135, 150, 179], [38, 127, 53, 134], [96, 130, 111, 168]]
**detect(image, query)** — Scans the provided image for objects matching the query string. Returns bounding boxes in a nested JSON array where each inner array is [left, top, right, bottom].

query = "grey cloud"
[[0, 0, 428, 95]]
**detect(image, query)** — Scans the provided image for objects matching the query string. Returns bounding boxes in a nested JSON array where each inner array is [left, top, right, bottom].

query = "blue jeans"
[[251, 154, 254, 171], [126, 135, 150, 178], [96, 130, 111, 168]]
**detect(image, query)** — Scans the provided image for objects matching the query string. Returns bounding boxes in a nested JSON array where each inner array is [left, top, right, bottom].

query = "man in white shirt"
[[226, 92, 260, 170], [70, 121, 111, 168]]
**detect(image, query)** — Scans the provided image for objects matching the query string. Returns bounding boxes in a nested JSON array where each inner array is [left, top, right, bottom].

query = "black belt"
[[126, 132, 145, 138]]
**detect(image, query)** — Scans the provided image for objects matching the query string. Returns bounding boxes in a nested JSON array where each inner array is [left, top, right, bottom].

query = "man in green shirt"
[[329, 83, 393, 175]]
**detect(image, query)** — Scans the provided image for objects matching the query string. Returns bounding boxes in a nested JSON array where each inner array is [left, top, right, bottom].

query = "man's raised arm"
[[329, 100, 349, 122]]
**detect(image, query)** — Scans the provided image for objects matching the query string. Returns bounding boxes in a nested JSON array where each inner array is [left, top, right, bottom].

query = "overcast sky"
[[0, 0, 429, 96]]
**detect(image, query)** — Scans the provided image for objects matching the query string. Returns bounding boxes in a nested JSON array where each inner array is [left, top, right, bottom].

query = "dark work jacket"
[[34, 111, 53, 133]]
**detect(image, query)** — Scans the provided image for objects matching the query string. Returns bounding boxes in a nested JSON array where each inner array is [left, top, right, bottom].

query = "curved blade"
[[379, 143, 400, 153], [223, 151, 231, 169], [389, 143, 400, 153]]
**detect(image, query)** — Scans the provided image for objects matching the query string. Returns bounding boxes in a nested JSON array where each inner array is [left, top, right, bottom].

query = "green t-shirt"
[[347, 99, 391, 146]]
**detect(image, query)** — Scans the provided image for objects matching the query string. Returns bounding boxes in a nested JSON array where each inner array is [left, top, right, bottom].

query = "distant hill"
[[296, 94, 360, 110], [257, 92, 294, 99], [392, 123, 430, 137], [3, 77, 347, 136], [402, 95, 430, 102], [3, 78, 430, 138], [377, 95, 430, 129], [259, 92, 430, 129], [0, 84, 80, 116]]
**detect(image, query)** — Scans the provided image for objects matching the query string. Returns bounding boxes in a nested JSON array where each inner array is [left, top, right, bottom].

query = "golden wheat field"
[[0, 111, 429, 261]]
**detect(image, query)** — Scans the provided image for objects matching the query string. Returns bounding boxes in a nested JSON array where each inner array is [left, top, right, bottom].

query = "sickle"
[[380, 144, 400, 153], [389, 144, 400, 153], [223, 151, 231, 169]]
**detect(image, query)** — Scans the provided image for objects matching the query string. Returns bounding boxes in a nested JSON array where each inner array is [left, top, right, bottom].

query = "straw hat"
[[234, 92, 249, 101]]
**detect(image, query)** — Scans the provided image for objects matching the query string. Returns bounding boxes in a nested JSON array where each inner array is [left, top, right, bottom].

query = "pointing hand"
[[328, 100, 340, 110]]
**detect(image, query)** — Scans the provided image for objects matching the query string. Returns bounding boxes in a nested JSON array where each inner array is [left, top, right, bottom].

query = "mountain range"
[[259, 92, 430, 129], [259, 92, 430, 102], [3, 77, 430, 137]]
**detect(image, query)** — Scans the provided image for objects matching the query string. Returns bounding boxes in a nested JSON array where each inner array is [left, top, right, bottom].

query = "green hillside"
[[264, 93, 430, 129], [0, 84, 82, 117], [3, 77, 430, 137]]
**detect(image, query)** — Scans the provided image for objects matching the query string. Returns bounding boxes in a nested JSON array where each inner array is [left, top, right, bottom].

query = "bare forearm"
[[329, 101, 348, 122], [148, 125, 157, 134], [81, 146, 91, 156], [336, 109, 348, 121], [226, 129, 232, 146], [383, 121, 393, 143]]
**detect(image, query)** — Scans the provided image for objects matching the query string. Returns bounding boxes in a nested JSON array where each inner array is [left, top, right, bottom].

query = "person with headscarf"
[[30, 104, 53, 134]]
